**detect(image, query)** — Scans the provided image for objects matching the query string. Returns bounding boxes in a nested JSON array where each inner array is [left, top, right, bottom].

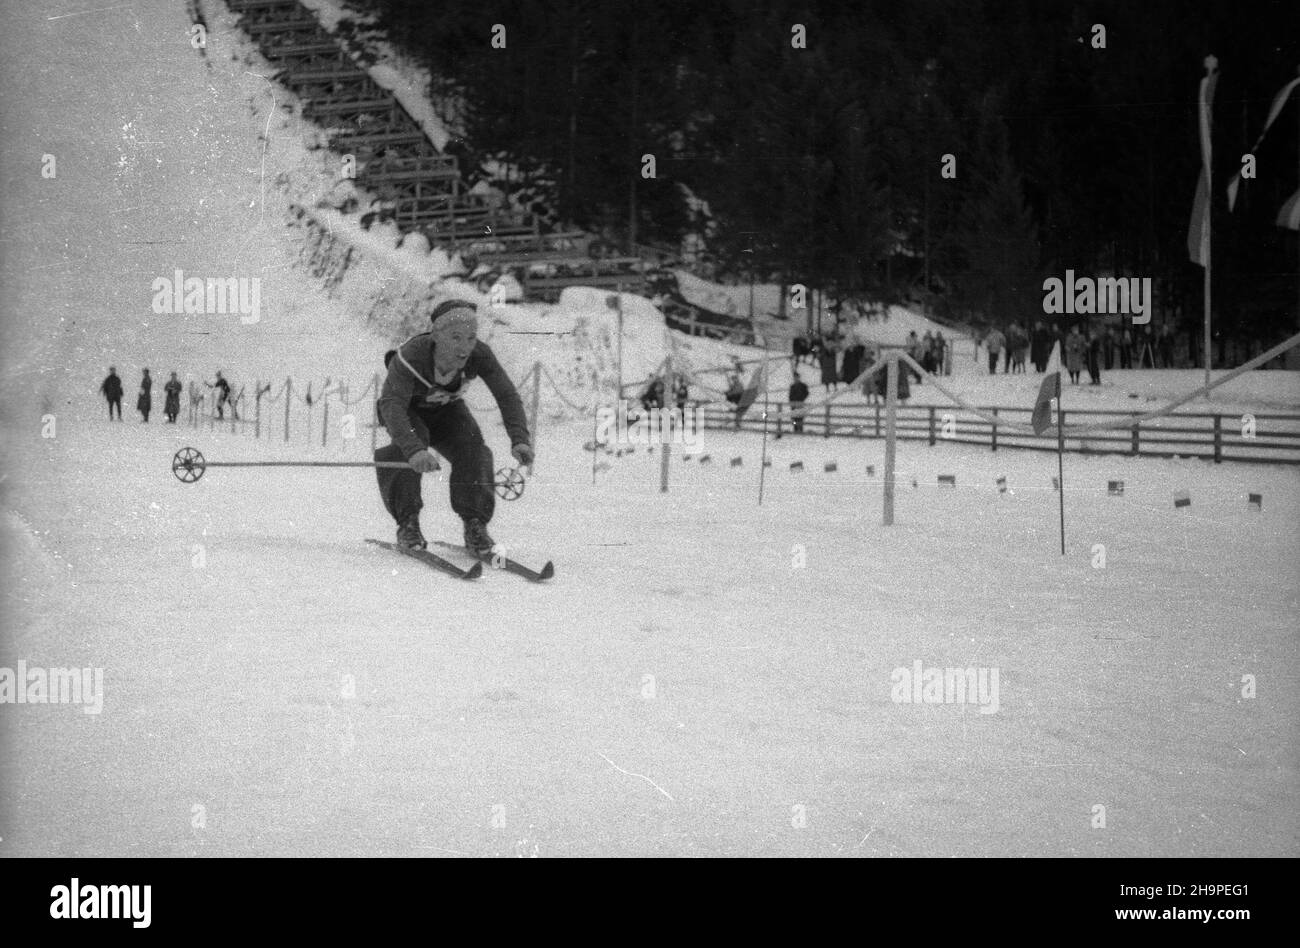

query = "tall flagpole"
[[1057, 383, 1066, 556], [758, 344, 770, 505]]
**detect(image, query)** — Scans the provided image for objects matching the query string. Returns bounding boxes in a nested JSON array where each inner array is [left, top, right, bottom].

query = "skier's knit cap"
[[430, 299, 478, 325]]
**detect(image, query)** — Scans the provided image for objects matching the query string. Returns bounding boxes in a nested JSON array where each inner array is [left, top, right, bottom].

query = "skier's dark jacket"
[[378, 333, 529, 461]]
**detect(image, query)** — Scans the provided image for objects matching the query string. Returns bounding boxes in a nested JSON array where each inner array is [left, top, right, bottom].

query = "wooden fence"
[[699, 402, 1300, 466]]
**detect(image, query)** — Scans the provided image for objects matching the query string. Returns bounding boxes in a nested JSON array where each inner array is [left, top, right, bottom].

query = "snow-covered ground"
[[0, 0, 1296, 858]]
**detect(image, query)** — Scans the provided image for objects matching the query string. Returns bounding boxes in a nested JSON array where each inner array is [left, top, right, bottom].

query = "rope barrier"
[[540, 364, 589, 412]]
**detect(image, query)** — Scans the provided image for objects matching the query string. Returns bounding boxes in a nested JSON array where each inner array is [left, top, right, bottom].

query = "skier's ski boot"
[[463, 518, 495, 558], [396, 514, 427, 551]]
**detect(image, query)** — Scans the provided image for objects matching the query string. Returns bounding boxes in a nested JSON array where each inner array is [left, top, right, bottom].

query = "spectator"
[[163, 372, 183, 423], [674, 377, 689, 413], [920, 331, 935, 374], [933, 331, 949, 375], [819, 339, 840, 392], [1010, 324, 1029, 374], [206, 370, 237, 420], [1065, 326, 1085, 384], [984, 327, 1006, 375], [724, 372, 744, 406], [137, 369, 153, 422], [1135, 328, 1155, 368], [841, 342, 862, 386], [788, 372, 810, 433], [1102, 326, 1115, 371], [1158, 324, 1176, 368], [1086, 327, 1102, 385], [1119, 327, 1133, 369], [906, 330, 922, 367], [792, 334, 811, 368], [896, 359, 912, 402], [100, 367, 124, 421], [1031, 321, 1052, 372]]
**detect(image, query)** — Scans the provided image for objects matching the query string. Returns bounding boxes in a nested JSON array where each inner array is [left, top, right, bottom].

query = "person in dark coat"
[[100, 367, 124, 420], [1030, 322, 1051, 372], [840, 343, 862, 386], [788, 372, 810, 433], [674, 378, 689, 413], [1086, 328, 1102, 385], [163, 372, 182, 423], [818, 340, 839, 391], [137, 369, 153, 422]]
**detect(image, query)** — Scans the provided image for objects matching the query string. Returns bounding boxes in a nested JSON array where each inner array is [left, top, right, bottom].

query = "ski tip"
[[538, 561, 555, 580], [464, 561, 484, 579]]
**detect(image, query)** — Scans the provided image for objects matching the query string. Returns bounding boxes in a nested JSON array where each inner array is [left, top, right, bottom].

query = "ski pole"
[[171, 447, 528, 499]]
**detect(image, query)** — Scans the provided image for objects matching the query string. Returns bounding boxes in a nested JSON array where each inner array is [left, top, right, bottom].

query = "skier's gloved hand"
[[408, 449, 441, 473], [511, 443, 534, 470]]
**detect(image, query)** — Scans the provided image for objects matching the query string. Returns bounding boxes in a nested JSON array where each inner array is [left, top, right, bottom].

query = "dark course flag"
[[1031, 342, 1062, 436]]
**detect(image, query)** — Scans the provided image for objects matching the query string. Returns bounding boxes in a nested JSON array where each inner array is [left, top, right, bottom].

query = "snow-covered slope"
[[0, 0, 1296, 860]]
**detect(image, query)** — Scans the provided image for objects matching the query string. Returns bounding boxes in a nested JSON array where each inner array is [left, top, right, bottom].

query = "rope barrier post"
[[659, 360, 672, 494], [991, 407, 998, 452], [823, 404, 831, 438], [883, 354, 898, 526], [284, 378, 291, 443], [372, 373, 380, 453], [255, 380, 262, 439], [1213, 414, 1222, 463], [529, 362, 541, 448], [759, 343, 771, 505], [591, 405, 599, 485], [1131, 421, 1140, 455], [928, 406, 936, 446], [322, 391, 330, 447]]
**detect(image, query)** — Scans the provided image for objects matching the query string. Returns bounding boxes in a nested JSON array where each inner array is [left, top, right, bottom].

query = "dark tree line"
[[351, 0, 1297, 342]]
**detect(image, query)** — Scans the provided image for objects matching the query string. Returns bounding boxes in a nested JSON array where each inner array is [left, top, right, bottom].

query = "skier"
[[137, 369, 153, 423], [163, 372, 182, 423], [374, 299, 533, 554], [100, 367, 124, 420]]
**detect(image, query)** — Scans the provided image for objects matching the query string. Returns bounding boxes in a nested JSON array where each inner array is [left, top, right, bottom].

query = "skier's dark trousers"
[[375, 300, 532, 550]]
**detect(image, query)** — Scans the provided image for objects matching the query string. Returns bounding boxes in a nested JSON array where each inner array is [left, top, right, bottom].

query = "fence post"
[[823, 404, 831, 438], [928, 406, 936, 446], [775, 407, 783, 439], [875, 403, 880, 437], [284, 378, 291, 443], [883, 355, 897, 526], [991, 407, 998, 452], [1213, 414, 1222, 463], [1131, 421, 1139, 455], [255, 380, 262, 439], [322, 391, 330, 447]]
